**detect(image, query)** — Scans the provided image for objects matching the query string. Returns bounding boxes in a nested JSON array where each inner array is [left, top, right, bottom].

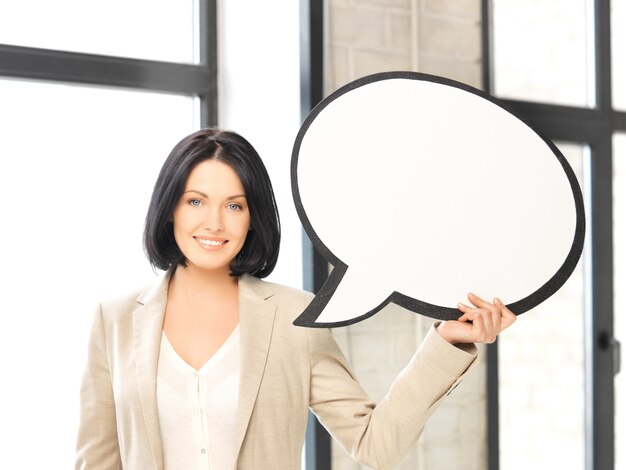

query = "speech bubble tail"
[[293, 266, 392, 327]]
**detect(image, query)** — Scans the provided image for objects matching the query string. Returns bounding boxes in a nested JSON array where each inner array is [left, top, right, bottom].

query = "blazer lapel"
[[233, 274, 277, 457], [133, 273, 170, 470]]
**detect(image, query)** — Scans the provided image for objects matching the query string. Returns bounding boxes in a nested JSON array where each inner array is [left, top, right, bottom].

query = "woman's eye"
[[189, 199, 202, 207], [227, 203, 242, 211]]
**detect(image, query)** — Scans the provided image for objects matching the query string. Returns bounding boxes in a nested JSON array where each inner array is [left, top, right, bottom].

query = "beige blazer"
[[76, 273, 477, 470]]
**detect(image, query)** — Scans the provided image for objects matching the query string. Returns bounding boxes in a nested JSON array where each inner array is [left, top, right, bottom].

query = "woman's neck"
[[168, 264, 239, 302]]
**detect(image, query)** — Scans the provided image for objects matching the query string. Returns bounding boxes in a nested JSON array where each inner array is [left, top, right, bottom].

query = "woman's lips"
[[194, 236, 227, 249]]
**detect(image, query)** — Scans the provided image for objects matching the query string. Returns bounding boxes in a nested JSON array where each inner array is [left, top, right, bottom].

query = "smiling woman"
[[75, 127, 514, 470]]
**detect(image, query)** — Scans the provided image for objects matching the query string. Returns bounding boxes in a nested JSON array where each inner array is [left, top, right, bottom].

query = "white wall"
[[218, 0, 304, 289]]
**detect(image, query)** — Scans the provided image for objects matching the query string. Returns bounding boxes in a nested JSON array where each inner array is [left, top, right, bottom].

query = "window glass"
[[492, 0, 593, 107], [498, 143, 587, 470], [612, 0, 626, 109], [614, 133, 626, 470], [0, 0, 197, 63], [0, 78, 196, 468]]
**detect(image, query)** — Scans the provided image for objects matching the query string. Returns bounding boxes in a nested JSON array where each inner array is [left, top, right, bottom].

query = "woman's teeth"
[[197, 239, 225, 246]]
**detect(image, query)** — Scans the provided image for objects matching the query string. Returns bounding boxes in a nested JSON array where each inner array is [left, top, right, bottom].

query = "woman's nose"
[[203, 207, 224, 231]]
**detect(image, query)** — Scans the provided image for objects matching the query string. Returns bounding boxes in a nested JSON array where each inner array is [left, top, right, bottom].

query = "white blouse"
[[157, 326, 240, 470]]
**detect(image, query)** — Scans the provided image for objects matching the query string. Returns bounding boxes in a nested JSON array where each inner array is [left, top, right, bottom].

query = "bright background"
[[0, 1, 302, 468]]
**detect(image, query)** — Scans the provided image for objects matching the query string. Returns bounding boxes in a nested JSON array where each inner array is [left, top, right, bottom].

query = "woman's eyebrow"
[[183, 189, 209, 198], [183, 190, 246, 200]]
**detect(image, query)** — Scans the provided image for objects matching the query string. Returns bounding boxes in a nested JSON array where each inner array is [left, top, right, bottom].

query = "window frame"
[[300, 0, 333, 468]]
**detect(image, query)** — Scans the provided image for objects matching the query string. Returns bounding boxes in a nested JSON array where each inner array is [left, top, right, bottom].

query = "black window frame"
[[300, 0, 333, 468]]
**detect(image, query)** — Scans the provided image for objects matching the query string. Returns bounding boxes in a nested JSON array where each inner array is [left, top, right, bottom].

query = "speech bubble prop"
[[292, 72, 585, 327]]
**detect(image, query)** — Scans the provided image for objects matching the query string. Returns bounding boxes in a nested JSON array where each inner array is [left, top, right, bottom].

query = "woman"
[[76, 128, 516, 470]]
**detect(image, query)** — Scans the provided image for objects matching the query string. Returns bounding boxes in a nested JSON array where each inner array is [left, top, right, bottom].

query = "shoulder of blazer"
[[240, 274, 314, 316], [98, 272, 170, 323]]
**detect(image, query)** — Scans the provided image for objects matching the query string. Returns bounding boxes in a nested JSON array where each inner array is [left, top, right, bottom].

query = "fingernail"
[[458, 303, 466, 308], [468, 292, 475, 298], [494, 297, 502, 304]]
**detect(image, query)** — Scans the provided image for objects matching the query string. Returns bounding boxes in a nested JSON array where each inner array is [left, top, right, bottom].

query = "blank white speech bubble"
[[291, 72, 585, 327]]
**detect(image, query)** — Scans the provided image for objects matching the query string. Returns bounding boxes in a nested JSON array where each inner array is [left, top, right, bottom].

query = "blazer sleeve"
[[306, 323, 477, 470], [75, 304, 122, 470]]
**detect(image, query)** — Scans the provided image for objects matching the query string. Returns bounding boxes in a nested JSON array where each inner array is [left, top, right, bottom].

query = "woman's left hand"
[[436, 293, 517, 345]]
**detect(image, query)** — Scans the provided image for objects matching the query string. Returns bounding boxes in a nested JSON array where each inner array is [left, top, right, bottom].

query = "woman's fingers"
[[457, 302, 471, 319], [469, 293, 503, 332], [467, 292, 493, 309], [449, 294, 517, 344], [494, 297, 517, 330], [468, 294, 501, 320], [456, 307, 496, 343]]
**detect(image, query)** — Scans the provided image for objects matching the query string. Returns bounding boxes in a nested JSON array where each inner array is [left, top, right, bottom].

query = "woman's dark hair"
[[144, 128, 280, 278]]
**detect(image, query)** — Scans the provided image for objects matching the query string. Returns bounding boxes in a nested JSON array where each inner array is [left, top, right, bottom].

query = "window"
[[0, 2, 216, 467], [498, 143, 588, 470], [0, 81, 196, 467], [0, 0, 198, 63], [492, 0, 593, 107], [485, 0, 624, 468]]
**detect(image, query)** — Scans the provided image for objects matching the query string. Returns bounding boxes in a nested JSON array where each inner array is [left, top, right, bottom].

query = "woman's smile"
[[194, 236, 227, 249]]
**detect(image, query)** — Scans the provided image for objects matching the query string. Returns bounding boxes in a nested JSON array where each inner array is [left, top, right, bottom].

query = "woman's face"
[[172, 159, 251, 274]]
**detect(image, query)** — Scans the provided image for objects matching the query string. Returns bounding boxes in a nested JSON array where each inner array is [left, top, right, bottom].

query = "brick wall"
[[326, 0, 415, 96], [327, 0, 482, 94], [416, 0, 482, 88]]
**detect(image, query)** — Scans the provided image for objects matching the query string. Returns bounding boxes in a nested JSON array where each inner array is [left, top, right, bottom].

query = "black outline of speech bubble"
[[291, 71, 586, 327]]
